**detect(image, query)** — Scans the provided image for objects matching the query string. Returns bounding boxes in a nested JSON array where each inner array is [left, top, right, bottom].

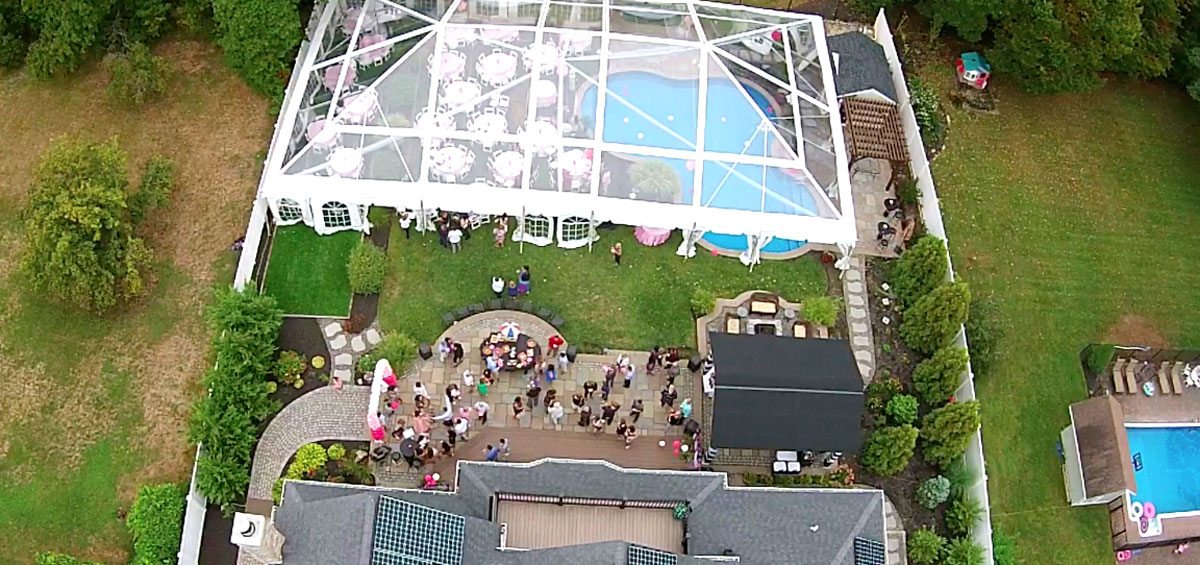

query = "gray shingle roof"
[[827, 32, 897, 103], [274, 460, 886, 565]]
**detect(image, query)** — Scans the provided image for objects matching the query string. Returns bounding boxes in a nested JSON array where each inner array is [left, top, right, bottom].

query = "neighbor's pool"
[[579, 72, 808, 254], [1127, 425, 1200, 515]]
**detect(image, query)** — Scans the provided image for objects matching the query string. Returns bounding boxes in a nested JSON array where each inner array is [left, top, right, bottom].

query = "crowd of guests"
[[396, 209, 512, 252]]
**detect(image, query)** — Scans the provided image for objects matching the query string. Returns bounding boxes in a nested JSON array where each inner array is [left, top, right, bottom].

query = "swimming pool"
[[578, 72, 809, 254], [1126, 424, 1200, 515]]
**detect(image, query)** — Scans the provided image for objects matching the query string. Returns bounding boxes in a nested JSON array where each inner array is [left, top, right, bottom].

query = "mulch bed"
[[281, 439, 375, 486], [345, 209, 391, 328], [197, 503, 238, 565], [273, 317, 331, 407]]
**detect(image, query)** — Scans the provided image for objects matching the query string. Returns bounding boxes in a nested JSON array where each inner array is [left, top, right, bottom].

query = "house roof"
[[827, 32, 897, 103], [1070, 396, 1136, 498], [708, 333, 864, 453], [274, 459, 885, 564]]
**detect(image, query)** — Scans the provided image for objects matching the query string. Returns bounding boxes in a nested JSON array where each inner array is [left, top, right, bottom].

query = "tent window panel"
[[521, 215, 552, 239], [560, 217, 590, 241], [517, 3, 541, 18], [278, 198, 304, 222], [474, 1, 499, 16], [579, 6, 601, 21], [323, 202, 353, 228]]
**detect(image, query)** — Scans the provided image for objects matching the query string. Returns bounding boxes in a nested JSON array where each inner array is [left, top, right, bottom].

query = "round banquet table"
[[431, 145, 472, 177], [357, 33, 391, 65], [558, 148, 590, 176], [340, 89, 378, 124], [435, 50, 466, 79], [533, 79, 558, 107], [342, 9, 378, 34], [328, 148, 364, 178], [481, 27, 520, 43], [323, 63, 357, 91], [490, 150, 523, 182], [442, 80, 483, 108], [444, 26, 477, 48], [416, 109, 456, 130], [306, 119, 339, 150], [469, 113, 508, 136], [524, 43, 560, 70], [522, 120, 560, 155], [635, 226, 672, 246], [559, 31, 593, 54], [479, 332, 541, 371], [477, 51, 518, 84]]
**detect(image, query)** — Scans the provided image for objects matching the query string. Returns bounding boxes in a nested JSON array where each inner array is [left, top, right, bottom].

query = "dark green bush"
[[946, 495, 984, 536], [913, 346, 970, 406], [906, 527, 946, 565], [900, 282, 971, 356], [356, 332, 417, 375], [109, 43, 169, 107], [286, 443, 327, 479], [802, 295, 841, 327], [897, 177, 920, 208], [993, 528, 1017, 565], [865, 376, 904, 417], [909, 77, 945, 149], [348, 240, 387, 294], [921, 401, 981, 468], [964, 294, 1001, 377], [1085, 344, 1116, 375], [690, 286, 716, 318], [892, 235, 948, 308], [129, 155, 173, 223], [943, 460, 975, 499], [943, 536, 984, 565], [885, 393, 919, 425], [861, 425, 919, 476], [188, 287, 282, 510], [22, 0, 109, 78], [111, 0, 171, 45], [127, 483, 185, 565], [0, 30, 25, 68], [212, 0, 300, 97]]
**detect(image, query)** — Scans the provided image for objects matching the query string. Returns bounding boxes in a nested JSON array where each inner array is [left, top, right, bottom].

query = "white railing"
[[874, 10, 994, 563]]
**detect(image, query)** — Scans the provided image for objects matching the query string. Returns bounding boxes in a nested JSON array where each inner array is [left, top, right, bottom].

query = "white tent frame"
[[261, 0, 856, 245]]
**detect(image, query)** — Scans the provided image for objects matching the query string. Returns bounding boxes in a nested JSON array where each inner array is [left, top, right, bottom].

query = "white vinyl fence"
[[874, 10, 995, 563]]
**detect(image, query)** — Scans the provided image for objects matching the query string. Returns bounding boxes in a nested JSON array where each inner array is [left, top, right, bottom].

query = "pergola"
[[259, 0, 856, 248]]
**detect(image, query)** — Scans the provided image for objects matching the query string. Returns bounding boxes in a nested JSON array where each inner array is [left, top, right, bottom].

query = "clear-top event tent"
[[262, 0, 855, 250]]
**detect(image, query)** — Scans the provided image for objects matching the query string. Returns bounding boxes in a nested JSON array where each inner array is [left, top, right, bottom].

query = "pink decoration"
[[685, 160, 695, 171], [1144, 502, 1157, 518], [384, 374, 398, 387], [710, 248, 720, 256], [371, 427, 385, 441], [1140, 515, 1150, 532], [1116, 550, 1132, 562], [770, 29, 783, 42], [368, 413, 382, 430]]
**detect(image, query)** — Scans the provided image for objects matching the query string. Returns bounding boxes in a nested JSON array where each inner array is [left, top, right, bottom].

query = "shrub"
[[900, 282, 971, 356], [129, 155, 174, 224], [946, 496, 984, 536], [992, 528, 1017, 565], [1085, 344, 1116, 375], [885, 394, 918, 425], [921, 401, 981, 468], [943, 536, 984, 565], [212, 0, 300, 97], [23, 0, 109, 78], [111, 0, 171, 45], [865, 376, 904, 417], [0, 31, 25, 68], [897, 177, 920, 207], [109, 43, 169, 106], [629, 159, 683, 203], [21, 138, 153, 312], [357, 333, 417, 375], [327, 443, 346, 461], [909, 77, 945, 149], [36, 554, 101, 565], [127, 483, 185, 565], [916, 475, 951, 509], [861, 425, 918, 476], [288, 443, 328, 478], [189, 287, 283, 510], [690, 287, 716, 317], [913, 347, 970, 406], [272, 478, 285, 505], [892, 235, 948, 307], [964, 294, 1001, 377], [803, 296, 841, 327], [906, 527, 946, 565], [274, 350, 306, 386], [348, 240, 387, 294], [943, 460, 974, 499]]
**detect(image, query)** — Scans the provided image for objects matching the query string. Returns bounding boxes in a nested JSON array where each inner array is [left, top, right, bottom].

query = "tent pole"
[[588, 211, 594, 253], [519, 206, 525, 255], [418, 200, 425, 233], [684, 222, 697, 261]]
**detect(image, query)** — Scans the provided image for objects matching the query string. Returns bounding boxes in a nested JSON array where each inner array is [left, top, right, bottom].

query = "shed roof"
[[826, 32, 896, 103], [1070, 395, 1136, 498]]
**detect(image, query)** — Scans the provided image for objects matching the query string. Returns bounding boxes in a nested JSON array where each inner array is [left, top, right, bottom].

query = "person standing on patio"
[[451, 340, 465, 366], [571, 393, 585, 413], [543, 389, 557, 412], [448, 224, 463, 253], [484, 444, 501, 461], [438, 339, 451, 363], [398, 209, 413, 239], [577, 404, 592, 427], [646, 346, 664, 374], [453, 417, 470, 442], [629, 399, 644, 423], [601, 401, 619, 426], [583, 380, 598, 399], [602, 364, 617, 391], [610, 241, 622, 266], [474, 400, 490, 426], [624, 426, 638, 449], [512, 396, 527, 423], [499, 437, 511, 460], [591, 415, 605, 434], [413, 381, 429, 400], [600, 379, 611, 401], [680, 397, 693, 419], [660, 384, 677, 408], [491, 276, 505, 298], [526, 381, 542, 408], [615, 418, 628, 438], [622, 364, 635, 389], [548, 400, 565, 426], [478, 371, 491, 397]]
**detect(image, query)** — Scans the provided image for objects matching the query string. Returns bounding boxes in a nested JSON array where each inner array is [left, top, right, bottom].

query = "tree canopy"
[[20, 138, 155, 312]]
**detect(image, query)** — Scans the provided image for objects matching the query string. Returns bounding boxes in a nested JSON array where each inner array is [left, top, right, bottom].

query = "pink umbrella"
[[499, 322, 521, 340]]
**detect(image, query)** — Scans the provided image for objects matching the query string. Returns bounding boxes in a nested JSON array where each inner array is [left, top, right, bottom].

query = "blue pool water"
[[579, 72, 808, 253], [1127, 426, 1200, 514]]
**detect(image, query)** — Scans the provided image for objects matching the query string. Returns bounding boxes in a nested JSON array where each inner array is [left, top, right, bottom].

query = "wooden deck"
[[497, 501, 683, 553], [427, 426, 693, 483]]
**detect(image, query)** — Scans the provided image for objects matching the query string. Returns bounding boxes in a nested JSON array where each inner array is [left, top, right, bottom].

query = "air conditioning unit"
[[231, 513, 266, 547]]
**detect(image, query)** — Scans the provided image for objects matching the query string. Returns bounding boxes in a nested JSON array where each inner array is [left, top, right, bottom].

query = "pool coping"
[[1125, 422, 1200, 521]]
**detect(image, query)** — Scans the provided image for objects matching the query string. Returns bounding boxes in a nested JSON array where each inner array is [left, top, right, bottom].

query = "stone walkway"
[[320, 317, 384, 383], [245, 385, 371, 501], [884, 495, 907, 565], [843, 256, 876, 385]]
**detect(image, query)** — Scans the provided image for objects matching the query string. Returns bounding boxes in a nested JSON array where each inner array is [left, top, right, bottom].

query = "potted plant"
[[629, 160, 682, 203]]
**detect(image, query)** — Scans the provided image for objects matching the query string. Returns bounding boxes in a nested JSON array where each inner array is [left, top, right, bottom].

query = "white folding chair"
[[772, 461, 787, 474]]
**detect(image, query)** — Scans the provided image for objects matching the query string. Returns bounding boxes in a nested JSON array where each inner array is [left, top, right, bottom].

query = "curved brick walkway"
[[246, 385, 371, 500]]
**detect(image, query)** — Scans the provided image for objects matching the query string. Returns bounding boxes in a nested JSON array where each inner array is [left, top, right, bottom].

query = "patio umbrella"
[[398, 438, 417, 458], [499, 322, 521, 341]]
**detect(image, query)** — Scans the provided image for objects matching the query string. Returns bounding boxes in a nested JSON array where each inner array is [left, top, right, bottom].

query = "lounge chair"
[[1124, 361, 1139, 394], [1158, 362, 1172, 395], [1171, 362, 1185, 395], [1112, 358, 1126, 393]]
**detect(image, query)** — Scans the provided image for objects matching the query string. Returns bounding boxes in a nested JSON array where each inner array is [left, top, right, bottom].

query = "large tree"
[[212, 0, 300, 98], [21, 138, 153, 312]]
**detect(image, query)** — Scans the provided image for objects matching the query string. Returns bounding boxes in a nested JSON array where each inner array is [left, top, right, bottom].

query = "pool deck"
[[1112, 381, 1200, 425], [1111, 495, 1200, 554]]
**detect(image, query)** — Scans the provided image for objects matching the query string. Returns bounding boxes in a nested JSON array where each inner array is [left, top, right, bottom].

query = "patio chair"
[[1111, 358, 1126, 393], [725, 317, 741, 334], [1123, 361, 1139, 393], [793, 324, 807, 338], [772, 460, 788, 474], [1157, 362, 1172, 395], [1170, 362, 1185, 395]]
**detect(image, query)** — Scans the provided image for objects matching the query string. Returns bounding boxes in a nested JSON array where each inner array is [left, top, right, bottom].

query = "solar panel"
[[372, 497, 465, 565], [627, 544, 679, 565], [853, 537, 886, 565]]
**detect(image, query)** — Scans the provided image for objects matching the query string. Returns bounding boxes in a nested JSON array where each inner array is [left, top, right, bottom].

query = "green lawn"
[[377, 226, 828, 349], [262, 225, 359, 317], [932, 79, 1200, 563]]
